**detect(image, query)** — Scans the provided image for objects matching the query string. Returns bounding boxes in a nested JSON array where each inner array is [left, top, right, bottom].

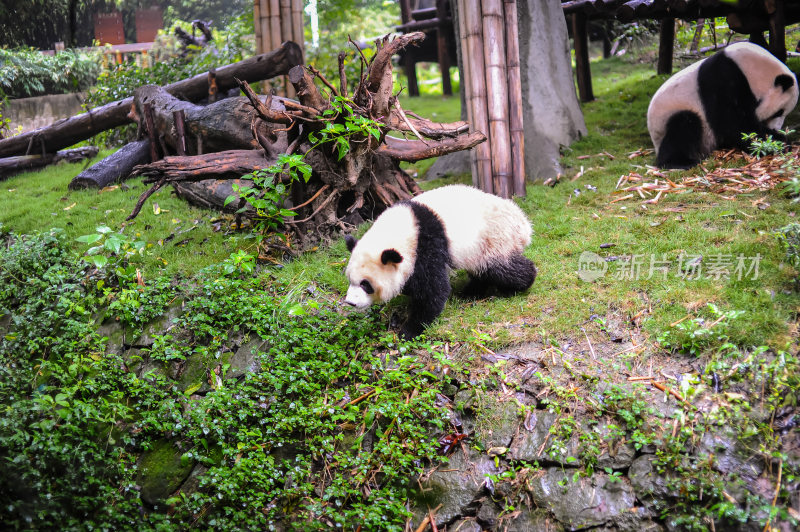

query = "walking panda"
[[343, 185, 537, 339], [647, 41, 798, 169]]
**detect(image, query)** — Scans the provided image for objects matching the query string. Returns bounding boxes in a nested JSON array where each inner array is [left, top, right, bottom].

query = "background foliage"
[[0, 47, 100, 99]]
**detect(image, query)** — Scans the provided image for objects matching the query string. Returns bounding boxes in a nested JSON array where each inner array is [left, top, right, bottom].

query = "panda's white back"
[[411, 184, 531, 273], [647, 59, 715, 154]]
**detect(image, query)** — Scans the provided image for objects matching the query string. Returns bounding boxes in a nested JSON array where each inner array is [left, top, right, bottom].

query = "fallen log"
[[0, 41, 304, 159], [0, 146, 99, 179], [132, 86, 289, 155], [68, 140, 150, 189], [378, 132, 487, 162], [124, 33, 482, 248], [132, 150, 273, 183]]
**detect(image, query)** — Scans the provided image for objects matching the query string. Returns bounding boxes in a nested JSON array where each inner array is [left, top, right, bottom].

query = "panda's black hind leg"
[[656, 110, 705, 169], [463, 254, 537, 298]]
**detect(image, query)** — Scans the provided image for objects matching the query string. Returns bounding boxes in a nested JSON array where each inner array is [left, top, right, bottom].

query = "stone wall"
[[3, 93, 86, 134]]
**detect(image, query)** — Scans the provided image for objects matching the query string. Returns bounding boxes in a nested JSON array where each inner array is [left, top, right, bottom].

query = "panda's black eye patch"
[[360, 280, 374, 294]]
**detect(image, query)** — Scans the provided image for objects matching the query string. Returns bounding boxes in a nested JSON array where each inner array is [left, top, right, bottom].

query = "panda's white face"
[[343, 207, 418, 310], [344, 251, 405, 309]]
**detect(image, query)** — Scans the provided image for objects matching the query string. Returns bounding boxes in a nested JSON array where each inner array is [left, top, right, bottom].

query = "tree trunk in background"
[[516, 0, 587, 180]]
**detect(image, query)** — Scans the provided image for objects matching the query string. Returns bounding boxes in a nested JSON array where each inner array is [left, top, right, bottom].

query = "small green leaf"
[[224, 195, 237, 207], [184, 383, 202, 396]]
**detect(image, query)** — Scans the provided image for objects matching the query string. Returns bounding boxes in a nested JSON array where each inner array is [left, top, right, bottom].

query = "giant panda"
[[647, 42, 798, 169], [343, 184, 537, 339]]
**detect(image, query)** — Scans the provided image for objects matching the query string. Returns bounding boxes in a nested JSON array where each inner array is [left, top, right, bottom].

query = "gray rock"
[[137, 300, 184, 346], [517, 0, 587, 180], [424, 151, 471, 180], [413, 450, 488, 527], [529, 467, 636, 530], [699, 429, 764, 484], [97, 318, 125, 355], [497, 508, 564, 532], [629, 454, 673, 501], [227, 337, 267, 380], [473, 394, 520, 450], [445, 518, 482, 532], [509, 410, 580, 465], [137, 439, 194, 506], [0, 312, 10, 335]]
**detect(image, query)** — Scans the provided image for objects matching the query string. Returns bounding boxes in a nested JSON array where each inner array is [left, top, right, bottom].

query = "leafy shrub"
[[0, 229, 449, 529], [0, 47, 100, 99], [657, 303, 744, 356], [775, 222, 800, 271]]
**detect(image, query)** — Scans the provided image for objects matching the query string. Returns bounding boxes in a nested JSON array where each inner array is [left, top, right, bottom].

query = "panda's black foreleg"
[[463, 254, 537, 298], [400, 287, 450, 340]]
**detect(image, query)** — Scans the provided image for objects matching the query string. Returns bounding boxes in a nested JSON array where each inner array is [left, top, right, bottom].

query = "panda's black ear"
[[381, 248, 403, 265], [345, 235, 358, 252], [775, 74, 795, 92]]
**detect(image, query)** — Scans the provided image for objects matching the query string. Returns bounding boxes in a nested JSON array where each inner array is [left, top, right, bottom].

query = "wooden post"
[[464, 3, 493, 193], [505, 0, 526, 197], [400, 0, 419, 96], [436, 0, 453, 96], [657, 17, 675, 75], [571, 12, 593, 102], [767, 0, 786, 62], [482, 0, 512, 198], [173, 110, 187, 156], [208, 68, 218, 103], [143, 103, 159, 162]]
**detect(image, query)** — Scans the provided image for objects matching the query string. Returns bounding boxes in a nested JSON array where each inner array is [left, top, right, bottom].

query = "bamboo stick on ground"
[[463, 3, 493, 194], [504, 0, 526, 197], [482, 0, 513, 198]]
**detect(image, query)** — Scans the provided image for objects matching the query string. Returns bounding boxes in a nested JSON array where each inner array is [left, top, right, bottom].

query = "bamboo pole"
[[259, 0, 271, 93], [504, 0, 525, 197], [463, 2, 493, 194], [482, 0, 512, 198], [435, 0, 452, 95], [291, 0, 304, 50], [259, 0, 270, 54], [456, 1, 479, 187], [269, 0, 284, 95], [280, 0, 292, 43], [254, 0, 262, 55], [280, 0, 296, 98]]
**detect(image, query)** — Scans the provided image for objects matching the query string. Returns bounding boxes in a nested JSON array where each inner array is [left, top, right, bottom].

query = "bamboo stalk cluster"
[[457, 0, 525, 198], [254, 0, 305, 97]]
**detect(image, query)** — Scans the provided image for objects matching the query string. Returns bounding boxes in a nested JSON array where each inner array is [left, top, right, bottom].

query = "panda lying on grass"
[[647, 41, 799, 169], [343, 185, 537, 339]]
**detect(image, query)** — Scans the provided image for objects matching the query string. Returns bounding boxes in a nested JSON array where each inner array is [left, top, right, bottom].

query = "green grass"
[[0, 151, 245, 277], [2, 53, 799, 352]]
